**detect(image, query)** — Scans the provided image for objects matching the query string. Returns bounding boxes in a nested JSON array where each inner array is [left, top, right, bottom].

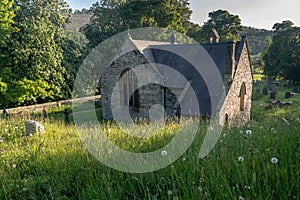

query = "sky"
[[65, 0, 300, 30]]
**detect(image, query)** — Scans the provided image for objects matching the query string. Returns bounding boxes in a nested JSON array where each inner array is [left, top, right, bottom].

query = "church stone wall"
[[220, 42, 253, 126]]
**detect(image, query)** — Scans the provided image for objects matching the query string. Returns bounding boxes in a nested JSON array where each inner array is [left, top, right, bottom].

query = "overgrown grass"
[[0, 82, 299, 199]]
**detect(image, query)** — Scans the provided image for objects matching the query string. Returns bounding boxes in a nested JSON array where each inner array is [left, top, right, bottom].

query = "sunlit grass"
[[0, 81, 300, 199]]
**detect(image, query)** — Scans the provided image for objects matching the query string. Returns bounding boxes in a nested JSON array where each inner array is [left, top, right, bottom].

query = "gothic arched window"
[[239, 82, 246, 111]]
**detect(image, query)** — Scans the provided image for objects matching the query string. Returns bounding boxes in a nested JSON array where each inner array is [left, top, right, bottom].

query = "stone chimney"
[[171, 31, 176, 44], [209, 28, 220, 43]]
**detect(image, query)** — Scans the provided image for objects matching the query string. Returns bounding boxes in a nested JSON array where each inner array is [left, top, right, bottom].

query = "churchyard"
[[0, 80, 299, 200]]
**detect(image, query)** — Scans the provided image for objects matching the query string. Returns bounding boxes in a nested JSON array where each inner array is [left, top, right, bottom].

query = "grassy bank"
[[0, 83, 299, 199]]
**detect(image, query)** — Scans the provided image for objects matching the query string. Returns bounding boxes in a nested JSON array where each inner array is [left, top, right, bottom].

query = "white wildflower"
[[167, 190, 172, 195], [173, 196, 179, 200], [12, 164, 16, 168], [271, 157, 278, 164], [161, 150, 168, 156], [238, 156, 244, 162], [246, 130, 252, 135]]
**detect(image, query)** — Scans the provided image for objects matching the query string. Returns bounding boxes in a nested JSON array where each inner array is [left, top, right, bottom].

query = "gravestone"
[[255, 88, 261, 94], [270, 92, 276, 100], [285, 92, 292, 99], [272, 84, 278, 95], [293, 87, 299, 93], [262, 87, 268, 95], [25, 120, 45, 136]]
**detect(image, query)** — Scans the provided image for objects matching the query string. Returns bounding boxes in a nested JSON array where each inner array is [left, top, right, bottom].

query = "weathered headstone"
[[285, 92, 292, 99], [25, 120, 45, 136], [272, 84, 278, 95], [255, 88, 261, 94], [293, 87, 299, 93], [270, 92, 276, 100], [2, 108, 7, 118], [262, 87, 268, 95], [64, 108, 70, 124]]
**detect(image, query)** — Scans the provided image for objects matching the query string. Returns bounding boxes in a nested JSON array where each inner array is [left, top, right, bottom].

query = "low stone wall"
[[5, 96, 101, 115]]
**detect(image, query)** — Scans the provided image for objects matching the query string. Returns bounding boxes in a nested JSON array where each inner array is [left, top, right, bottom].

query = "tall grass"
[[0, 83, 299, 199]]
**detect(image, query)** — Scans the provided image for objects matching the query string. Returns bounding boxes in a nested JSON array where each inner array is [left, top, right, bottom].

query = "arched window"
[[119, 69, 140, 111], [225, 113, 229, 122], [239, 82, 246, 111]]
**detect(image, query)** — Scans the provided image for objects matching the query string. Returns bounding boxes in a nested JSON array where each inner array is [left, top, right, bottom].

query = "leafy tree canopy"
[[0, 0, 18, 46], [263, 21, 300, 82], [81, 0, 192, 48], [197, 9, 243, 42]]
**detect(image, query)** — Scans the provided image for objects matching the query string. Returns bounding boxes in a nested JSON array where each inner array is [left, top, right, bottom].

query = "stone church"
[[101, 30, 253, 126]]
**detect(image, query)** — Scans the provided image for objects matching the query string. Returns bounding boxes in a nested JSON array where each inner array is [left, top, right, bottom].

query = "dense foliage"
[[0, 0, 87, 107], [81, 0, 193, 48], [197, 9, 243, 42], [263, 21, 300, 82]]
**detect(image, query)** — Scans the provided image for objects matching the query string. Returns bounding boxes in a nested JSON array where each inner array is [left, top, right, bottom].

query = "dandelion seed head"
[[161, 150, 168, 156], [271, 157, 278, 164], [167, 190, 172, 195], [173, 196, 179, 200], [246, 130, 252, 135], [238, 156, 244, 162]]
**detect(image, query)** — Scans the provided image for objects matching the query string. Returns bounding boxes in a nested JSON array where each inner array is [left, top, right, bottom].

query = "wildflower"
[[182, 157, 186, 161], [173, 196, 179, 200], [244, 185, 251, 190], [167, 190, 172, 195], [246, 130, 252, 135], [161, 150, 168, 156], [12, 164, 16, 168], [238, 196, 245, 200], [5, 129, 8, 132], [238, 156, 244, 162], [271, 157, 278, 164]]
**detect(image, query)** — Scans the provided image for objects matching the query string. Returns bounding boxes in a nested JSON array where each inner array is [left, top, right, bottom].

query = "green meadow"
[[0, 82, 299, 200]]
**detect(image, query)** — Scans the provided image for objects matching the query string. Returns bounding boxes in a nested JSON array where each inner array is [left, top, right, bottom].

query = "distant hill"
[[64, 13, 274, 56], [241, 26, 274, 55], [65, 13, 93, 31]]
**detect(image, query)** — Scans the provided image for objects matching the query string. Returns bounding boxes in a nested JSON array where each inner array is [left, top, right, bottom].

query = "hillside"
[[241, 26, 274, 55], [65, 13, 93, 31], [64, 13, 274, 56]]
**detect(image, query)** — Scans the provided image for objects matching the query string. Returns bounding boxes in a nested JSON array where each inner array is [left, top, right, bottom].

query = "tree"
[[198, 9, 242, 42], [81, 0, 192, 48], [1, 0, 70, 106], [263, 21, 300, 82], [0, 0, 18, 47]]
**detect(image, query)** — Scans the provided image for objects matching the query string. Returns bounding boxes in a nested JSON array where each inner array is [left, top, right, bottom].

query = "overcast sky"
[[65, 0, 300, 30]]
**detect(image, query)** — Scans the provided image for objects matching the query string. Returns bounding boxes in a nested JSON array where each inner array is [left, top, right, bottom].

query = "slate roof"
[[128, 37, 248, 116]]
